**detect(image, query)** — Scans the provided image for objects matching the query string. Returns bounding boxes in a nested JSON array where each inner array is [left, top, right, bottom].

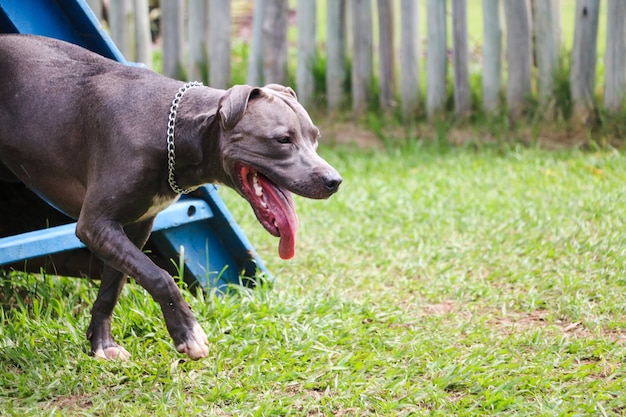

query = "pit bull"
[[0, 34, 341, 360]]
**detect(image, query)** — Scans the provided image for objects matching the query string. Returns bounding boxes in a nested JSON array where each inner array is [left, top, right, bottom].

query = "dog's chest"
[[137, 194, 180, 222]]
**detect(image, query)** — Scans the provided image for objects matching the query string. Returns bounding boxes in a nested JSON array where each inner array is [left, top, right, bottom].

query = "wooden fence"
[[87, 0, 624, 122]]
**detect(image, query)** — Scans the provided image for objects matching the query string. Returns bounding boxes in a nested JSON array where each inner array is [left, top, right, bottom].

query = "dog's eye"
[[276, 136, 292, 144]]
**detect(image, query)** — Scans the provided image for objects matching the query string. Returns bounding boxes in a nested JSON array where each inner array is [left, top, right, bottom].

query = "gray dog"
[[0, 34, 341, 360]]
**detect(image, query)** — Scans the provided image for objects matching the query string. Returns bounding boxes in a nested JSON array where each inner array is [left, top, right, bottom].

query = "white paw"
[[175, 324, 208, 360], [93, 345, 131, 361]]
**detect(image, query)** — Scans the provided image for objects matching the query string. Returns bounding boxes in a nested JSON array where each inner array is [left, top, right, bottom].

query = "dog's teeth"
[[252, 173, 263, 197]]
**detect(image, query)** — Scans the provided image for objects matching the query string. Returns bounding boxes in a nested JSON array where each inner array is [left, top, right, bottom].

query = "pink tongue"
[[259, 177, 299, 259], [278, 219, 297, 259]]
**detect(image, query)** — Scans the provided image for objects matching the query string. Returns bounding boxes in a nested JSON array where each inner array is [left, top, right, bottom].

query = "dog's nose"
[[324, 172, 342, 194]]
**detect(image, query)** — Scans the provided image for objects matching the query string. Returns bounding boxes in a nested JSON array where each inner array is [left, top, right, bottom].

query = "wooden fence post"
[[296, 0, 316, 107], [426, 0, 447, 119], [452, 0, 470, 118], [86, 0, 103, 21], [162, 0, 185, 80], [209, 0, 231, 88], [351, 0, 374, 117], [262, 0, 289, 85], [482, 0, 501, 113], [109, 0, 132, 58], [604, 0, 626, 113], [533, 0, 561, 110], [99, 0, 620, 121], [133, 0, 152, 68], [570, 0, 600, 122], [247, 0, 265, 86], [377, 0, 395, 112], [504, 0, 532, 121], [326, 0, 347, 112], [400, 0, 420, 120], [188, 0, 208, 83]]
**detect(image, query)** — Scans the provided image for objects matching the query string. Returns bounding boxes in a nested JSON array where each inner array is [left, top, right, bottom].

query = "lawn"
[[1, 133, 625, 416]]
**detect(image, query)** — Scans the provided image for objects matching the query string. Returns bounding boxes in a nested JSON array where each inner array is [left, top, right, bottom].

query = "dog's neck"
[[166, 82, 203, 194], [164, 85, 226, 193]]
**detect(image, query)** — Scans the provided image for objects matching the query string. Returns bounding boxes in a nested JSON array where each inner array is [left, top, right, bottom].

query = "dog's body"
[[0, 34, 341, 360]]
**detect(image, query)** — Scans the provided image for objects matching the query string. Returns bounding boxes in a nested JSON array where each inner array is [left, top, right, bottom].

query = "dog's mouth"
[[237, 164, 299, 260]]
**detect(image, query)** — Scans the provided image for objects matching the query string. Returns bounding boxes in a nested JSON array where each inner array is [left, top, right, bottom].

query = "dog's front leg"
[[87, 221, 153, 360], [76, 216, 209, 360]]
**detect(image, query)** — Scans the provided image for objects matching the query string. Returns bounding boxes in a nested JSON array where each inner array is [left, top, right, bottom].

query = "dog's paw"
[[93, 345, 131, 361], [175, 324, 209, 360]]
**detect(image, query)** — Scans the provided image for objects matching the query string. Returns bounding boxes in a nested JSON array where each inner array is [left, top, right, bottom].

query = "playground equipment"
[[0, 0, 270, 289]]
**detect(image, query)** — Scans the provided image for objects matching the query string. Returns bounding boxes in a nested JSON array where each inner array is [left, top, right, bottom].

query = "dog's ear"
[[264, 84, 298, 100], [218, 85, 261, 130]]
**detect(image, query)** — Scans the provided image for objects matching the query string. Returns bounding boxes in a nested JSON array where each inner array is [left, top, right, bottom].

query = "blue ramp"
[[0, 0, 270, 290]]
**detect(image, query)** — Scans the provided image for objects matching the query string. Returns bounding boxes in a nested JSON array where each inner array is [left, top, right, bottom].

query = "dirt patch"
[[317, 119, 624, 151], [487, 310, 626, 344], [414, 301, 626, 344], [281, 383, 346, 417], [488, 309, 552, 335], [419, 299, 458, 316], [318, 121, 384, 150], [50, 393, 93, 412]]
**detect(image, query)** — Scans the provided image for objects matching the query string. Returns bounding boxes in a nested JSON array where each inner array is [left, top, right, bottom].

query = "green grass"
[[2, 137, 626, 415]]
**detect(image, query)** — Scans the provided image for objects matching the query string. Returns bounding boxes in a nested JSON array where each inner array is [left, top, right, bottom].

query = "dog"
[[0, 34, 342, 360]]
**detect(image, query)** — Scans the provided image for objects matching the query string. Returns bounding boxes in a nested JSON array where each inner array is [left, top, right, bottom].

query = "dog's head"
[[216, 84, 342, 260]]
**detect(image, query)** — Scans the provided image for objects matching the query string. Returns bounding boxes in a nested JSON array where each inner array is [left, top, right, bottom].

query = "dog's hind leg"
[[86, 220, 153, 360], [87, 266, 131, 360]]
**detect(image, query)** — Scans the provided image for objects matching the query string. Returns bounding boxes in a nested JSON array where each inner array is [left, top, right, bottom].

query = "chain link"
[[167, 81, 203, 194]]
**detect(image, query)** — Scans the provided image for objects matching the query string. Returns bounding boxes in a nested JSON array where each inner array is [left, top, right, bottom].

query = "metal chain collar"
[[167, 81, 204, 194]]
